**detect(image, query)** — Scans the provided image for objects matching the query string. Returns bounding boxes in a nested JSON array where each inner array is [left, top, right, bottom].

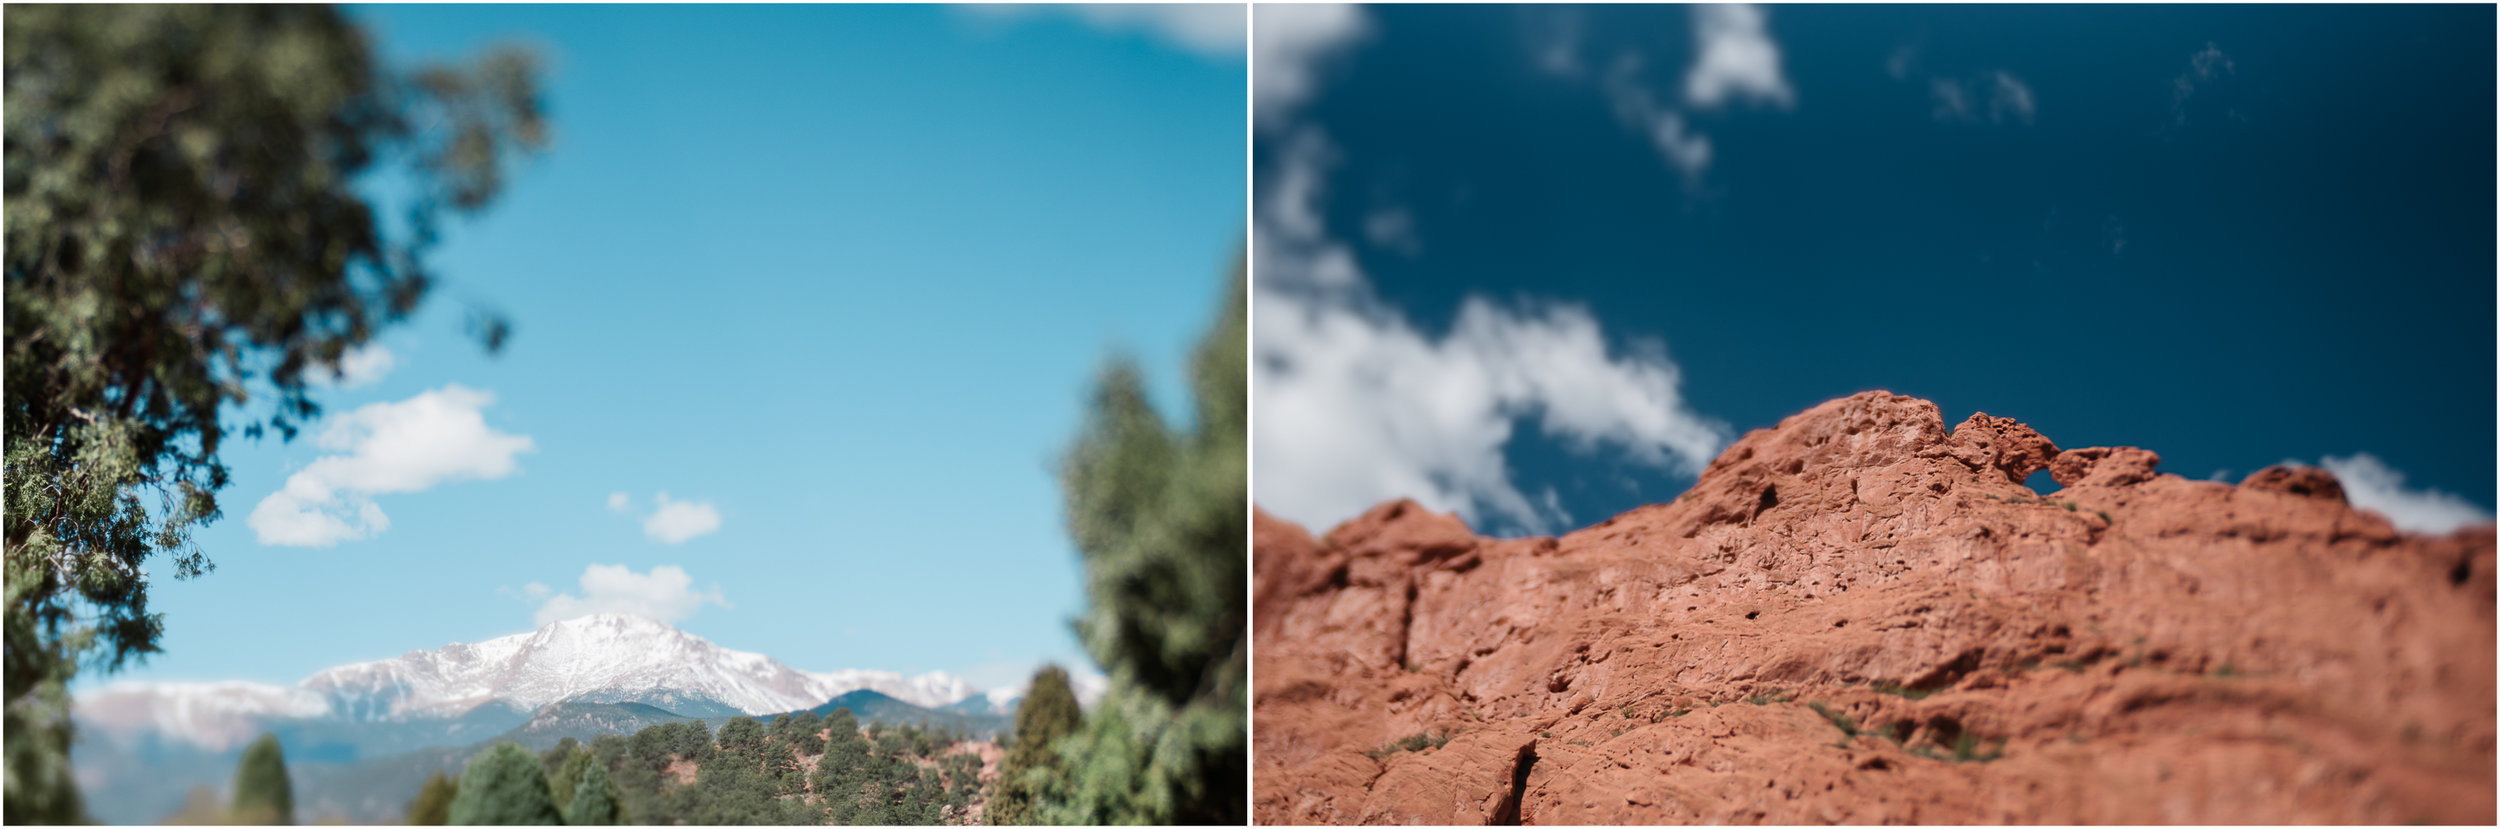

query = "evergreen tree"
[[562, 757, 625, 826], [229, 733, 294, 825], [989, 666, 1083, 825], [788, 710, 825, 756], [1035, 263, 1246, 824], [814, 710, 873, 825], [549, 748, 593, 814], [539, 737, 580, 785], [448, 742, 562, 826], [405, 772, 458, 826], [715, 715, 765, 764], [672, 719, 717, 763], [3, 7, 545, 821]]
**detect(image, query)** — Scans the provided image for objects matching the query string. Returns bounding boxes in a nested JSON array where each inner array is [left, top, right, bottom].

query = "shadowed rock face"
[[1252, 391, 2494, 825]]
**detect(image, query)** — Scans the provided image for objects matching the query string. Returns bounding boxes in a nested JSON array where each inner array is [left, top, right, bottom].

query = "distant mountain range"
[[70, 613, 1105, 823]]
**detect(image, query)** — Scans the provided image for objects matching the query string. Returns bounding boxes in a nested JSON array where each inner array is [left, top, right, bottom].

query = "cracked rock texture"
[[1252, 392, 2494, 825]]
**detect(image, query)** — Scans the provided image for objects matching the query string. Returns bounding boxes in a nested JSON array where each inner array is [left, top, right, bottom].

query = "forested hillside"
[[405, 710, 991, 826]]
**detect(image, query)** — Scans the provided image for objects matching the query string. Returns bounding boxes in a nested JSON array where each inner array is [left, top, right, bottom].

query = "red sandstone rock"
[[2240, 463, 2350, 502], [1253, 391, 2495, 825]]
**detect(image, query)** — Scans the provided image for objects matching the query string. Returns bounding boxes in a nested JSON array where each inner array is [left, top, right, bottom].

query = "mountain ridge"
[[76, 612, 1075, 752]]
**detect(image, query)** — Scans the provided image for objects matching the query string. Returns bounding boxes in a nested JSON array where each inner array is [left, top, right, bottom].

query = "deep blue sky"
[[1262, 4, 2492, 536], [100, 5, 1243, 691]]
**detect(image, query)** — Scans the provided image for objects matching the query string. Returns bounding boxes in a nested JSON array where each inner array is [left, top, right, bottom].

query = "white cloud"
[[312, 344, 396, 389], [248, 385, 534, 546], [641, 493, 723, 544], [2319, 454, 2493, 535], [522, 582, 552, 600], [606, 492, 631, 513], [1254, 132, 1730, 536], [531, 564, 729, 627], [1253, 3, 1368, 123], [1683, 4, 1794, 110], [965, 4, 1244, 59]]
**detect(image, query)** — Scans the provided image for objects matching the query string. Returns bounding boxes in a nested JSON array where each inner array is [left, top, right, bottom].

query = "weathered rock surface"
[[1253, 392, 2494, 825]]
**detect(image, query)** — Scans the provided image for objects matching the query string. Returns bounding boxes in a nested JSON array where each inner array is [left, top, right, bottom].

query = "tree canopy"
[[1033, 260, 1246, 824], [3, 6, 545, 822], [405, 771, 458, 826], [229, 733, 294, 825], [988, 665, 1083, 825], [447, 742, 562, 826]]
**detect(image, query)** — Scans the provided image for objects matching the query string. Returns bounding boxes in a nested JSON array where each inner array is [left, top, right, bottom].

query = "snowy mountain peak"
[[79, 615, 1026, 750]]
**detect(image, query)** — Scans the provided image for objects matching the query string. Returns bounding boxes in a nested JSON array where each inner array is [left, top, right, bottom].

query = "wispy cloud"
[[1363, 206, 1421, 256], [531, 564, 730, 626], [1608, 57, 1715, 184], [1525, 7, 1584, 78], [248, 386, 534, 546], [2171, 42, 2235, 125], [1253, 3, 1369, 123], [2319, 453, 2492, 535], [1253, 133, 1729, 535], [1932, 71, 2037, 126], [963, 4, 1245, 60]]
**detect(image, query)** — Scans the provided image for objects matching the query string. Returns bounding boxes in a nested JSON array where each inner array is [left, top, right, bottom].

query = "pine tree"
[[714, 716, 765, 765], [988, 666, 1083, 825], [229, 733, 294, 825], [562, 758, 625, 826], [1035, 262, 1246, 824], [448, 742, 561, 825], [788, 710, 825, 756], [539, 737, 580, 786], [405, 772, 458, 826], [549, 749, 592, 814]]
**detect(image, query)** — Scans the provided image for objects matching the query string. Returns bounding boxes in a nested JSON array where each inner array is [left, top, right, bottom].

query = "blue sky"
[[99, 5, 1245, 692], [1252, 4, 2493, 539]]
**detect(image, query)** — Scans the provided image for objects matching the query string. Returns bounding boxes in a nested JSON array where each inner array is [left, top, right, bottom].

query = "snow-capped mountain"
[[78, 613, 1003, 750], [77, 681, 331, 752]]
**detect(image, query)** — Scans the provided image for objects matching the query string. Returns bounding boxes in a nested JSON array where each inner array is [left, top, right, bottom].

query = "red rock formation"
[[1253, 392, 2494, 825]]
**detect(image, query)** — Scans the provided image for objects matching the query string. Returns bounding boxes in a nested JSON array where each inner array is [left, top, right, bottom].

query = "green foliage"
[[786, 710, 825, 757], [448, 742, 561, 826], [1807, 701, 1860, 748], [715, 716, 765, 762], [562, 758, 625, 826], [1950, 733, 2008, 763], [539, 737, 580, 787], [229, 733, 294, 825], [549, 748, 591, 814], [1364, 730, 1452, 760], [990, 665, 1084, 825], [405, 772, 457, 826], [3, 6, 545, 820], [1032, 261, 1245, 824], [1868, 682, 1936, 700]]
